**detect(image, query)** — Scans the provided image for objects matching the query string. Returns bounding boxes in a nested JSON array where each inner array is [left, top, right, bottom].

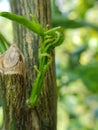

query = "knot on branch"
[[0, 44, 25, 76]]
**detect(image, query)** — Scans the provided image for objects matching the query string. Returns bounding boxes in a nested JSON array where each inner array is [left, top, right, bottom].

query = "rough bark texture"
[[0, 0, 57, 130], [0, 45, 26, 130]]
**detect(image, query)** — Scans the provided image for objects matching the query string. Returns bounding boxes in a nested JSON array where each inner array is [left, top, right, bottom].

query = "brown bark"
[[0, 45, 26, 130], [0, 0, 57, 130]]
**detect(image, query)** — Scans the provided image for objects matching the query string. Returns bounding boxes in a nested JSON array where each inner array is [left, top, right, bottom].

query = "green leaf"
[[0, 32, 10, 53], [75, 62, 98, 93], [52, 16, 98, 31], [65, 62, 98, 93], [0, 12, 44, 36]]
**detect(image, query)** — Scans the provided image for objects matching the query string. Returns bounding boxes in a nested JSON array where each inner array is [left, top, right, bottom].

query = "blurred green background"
[[0, 0, 98, 130]]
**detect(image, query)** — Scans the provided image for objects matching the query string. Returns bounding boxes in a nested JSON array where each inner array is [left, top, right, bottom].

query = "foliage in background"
[[51, 0, 98, 130], [0, 0, 98, 130]]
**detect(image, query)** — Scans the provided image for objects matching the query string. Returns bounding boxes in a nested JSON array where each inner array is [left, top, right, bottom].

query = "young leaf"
[[0, 12, 44, 36]]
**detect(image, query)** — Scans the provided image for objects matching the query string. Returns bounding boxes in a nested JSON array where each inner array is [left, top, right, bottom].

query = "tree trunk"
[[0, 45, 26, 130], [0, 0, 57, 130]]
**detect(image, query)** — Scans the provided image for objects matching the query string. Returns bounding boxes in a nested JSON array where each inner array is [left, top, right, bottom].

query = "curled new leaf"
[[0, 12, 44, 36]]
